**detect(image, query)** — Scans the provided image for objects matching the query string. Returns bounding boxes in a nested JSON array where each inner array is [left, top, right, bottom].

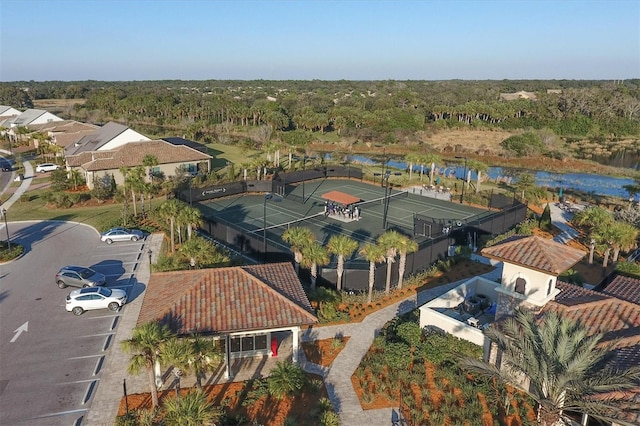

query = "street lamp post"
[[263, 193, 272, 261], [2, 208, 10, 251], [302, 155, 306, 203], [381, 171, 402, 229], [456, 156, 468, 204]]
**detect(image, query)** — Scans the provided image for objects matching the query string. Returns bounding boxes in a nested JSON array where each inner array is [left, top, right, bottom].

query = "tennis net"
[[356, 190, 409, 209]]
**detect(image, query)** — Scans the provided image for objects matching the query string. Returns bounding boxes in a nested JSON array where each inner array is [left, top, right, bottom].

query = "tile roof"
[[137, 263, 317, 335], [481, 235, 586, 275], [66, 140, 211, 170], [601, 274, 640, 305], [546, 282, 640, 353]]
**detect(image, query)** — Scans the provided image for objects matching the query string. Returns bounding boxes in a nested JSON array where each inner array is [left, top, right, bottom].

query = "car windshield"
[[79, 268, 97, 278], [97, 287, 112, 297]]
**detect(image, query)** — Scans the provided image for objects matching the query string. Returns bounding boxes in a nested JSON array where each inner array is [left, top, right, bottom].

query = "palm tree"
[[162, 389, 221, 426], [404, 152, 421, 182], [327, 235, 359, 291], [461, 310, 640, 426], [267, 361, 307, 400], [142, 154, 159, 183], [360, 243, 386, 303], [396, 236, 418, 289], [163, 337, 192, 398], [422, 153, 441, 186], [68, 169, 84, 191], [377, 230, 403, 295], [187, 334, 223, 389], [181, 206, 203, 240], [158, 199, 186, 253], [468, 159, 489, 193], [178, 236, 230, 269], [572, 206, 613, 231], [607, 221, 638, 262], [301, 241, 330, 290], [121, 322, 175, 408], [282, 226, 315, 275]]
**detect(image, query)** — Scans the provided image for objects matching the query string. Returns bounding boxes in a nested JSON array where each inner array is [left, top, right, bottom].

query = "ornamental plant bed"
[[301, 336, 350, 367], [118, 373, 330, 426]]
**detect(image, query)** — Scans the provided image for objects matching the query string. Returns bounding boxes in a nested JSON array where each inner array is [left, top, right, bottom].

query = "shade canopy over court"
[[321, 190, 361, 206]]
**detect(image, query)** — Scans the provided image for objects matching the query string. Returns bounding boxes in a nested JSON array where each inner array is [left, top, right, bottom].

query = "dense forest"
[[2, 79, 639, 164]]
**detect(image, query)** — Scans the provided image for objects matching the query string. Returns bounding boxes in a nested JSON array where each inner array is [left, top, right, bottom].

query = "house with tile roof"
[[419, 236, 640, 425], [66, 140, 212, 189], [64, 121, 150, 156], [136, 262, 317, 380]]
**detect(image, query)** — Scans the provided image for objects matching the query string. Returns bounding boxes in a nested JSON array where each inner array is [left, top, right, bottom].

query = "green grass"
[[207, 142, 262, 169], [6, 188, 165, 231]]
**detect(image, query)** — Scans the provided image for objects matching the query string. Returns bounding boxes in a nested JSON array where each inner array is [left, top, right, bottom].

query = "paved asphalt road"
[[0, 221, 147, 425]]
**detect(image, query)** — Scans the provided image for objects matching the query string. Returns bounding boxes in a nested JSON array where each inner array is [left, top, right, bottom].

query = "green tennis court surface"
[[197, 179, 489, 256]]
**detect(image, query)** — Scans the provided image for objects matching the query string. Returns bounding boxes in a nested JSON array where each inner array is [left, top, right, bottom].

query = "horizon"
[[1, 0, 638, 82]]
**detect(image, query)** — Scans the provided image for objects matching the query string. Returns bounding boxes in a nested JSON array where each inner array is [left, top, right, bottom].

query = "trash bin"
[[14, 173, 24, 182]]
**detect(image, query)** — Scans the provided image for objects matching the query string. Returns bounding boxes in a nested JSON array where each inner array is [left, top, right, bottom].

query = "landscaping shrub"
[[267, 361, 307, 400], [0, 243, 24, 262]]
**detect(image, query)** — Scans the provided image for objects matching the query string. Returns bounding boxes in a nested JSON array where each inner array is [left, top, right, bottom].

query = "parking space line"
[[84, 313, 120, 319], [79, 332, 116, 338], [59, 379, 101, 385], [27, 408, 88, 420], [68, 354, 104, 360], [93, 357, 104, 376]]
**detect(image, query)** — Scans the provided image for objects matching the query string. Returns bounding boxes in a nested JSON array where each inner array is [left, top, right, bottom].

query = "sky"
[[1, 0, 638, 82]]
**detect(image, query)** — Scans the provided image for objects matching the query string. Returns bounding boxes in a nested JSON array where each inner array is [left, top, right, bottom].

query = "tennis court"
[[197, 179, 488, 259]]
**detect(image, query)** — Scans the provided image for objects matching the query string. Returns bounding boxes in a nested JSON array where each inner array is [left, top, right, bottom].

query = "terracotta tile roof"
[[601, 274, 640, 305], [481, 235, 586, 275], [545, 282, 640, 356], [137, 263, 317, 335], [66, 140, 211, 170]]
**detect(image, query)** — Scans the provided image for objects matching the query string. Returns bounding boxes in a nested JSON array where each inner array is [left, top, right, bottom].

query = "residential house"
[[0, 105, 21, 118], [136, 262, 317, 380], [8, 108, 63, 127], [23, 120, 99, 155], [64, 121, 150, 156], [419, 235, 640, 425], [65, 140, 212, 189]]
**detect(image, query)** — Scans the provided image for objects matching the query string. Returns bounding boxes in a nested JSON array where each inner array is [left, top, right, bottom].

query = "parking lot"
[[0, 221, 148, 425]]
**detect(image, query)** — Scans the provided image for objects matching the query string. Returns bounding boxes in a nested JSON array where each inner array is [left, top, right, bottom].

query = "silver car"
[[56, 265, 106, 289], [100, 227, 145, 244], [35, 163, 60, 173], [65, 287, 127, 316]]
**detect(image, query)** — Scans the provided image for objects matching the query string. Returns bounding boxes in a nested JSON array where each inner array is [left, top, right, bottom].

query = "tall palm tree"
[[142, 154, 159, 183], [360, 243, 386, 303], [422, 153, 441, 186], [68, 169, 84, 191], [396, 236, 418, 289], [162, 389, 221, 426], [404, 152, 421, 182], [282, 226, 315, 275], [377, 230, 403, 295], [461, 310, 640, 426], [327, 234, 359, 291], [163, 337, 192, 398], [158, 199, 186, 253], [572, 206, 613, 231], [301, 241, 330, 290], [121, 322, 175, 408]]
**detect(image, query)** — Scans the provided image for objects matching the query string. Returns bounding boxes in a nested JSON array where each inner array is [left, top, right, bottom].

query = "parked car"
[[55, 265, 106, 289], [35, 163, 60, 173], [100, 227, 145, 244], [65, 287, 127, 316]]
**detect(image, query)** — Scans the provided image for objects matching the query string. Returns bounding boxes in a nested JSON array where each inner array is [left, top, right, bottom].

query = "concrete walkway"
[[0, 148, 34, 211], [299, 267, 503, 426], [549, 202, 581, 244]]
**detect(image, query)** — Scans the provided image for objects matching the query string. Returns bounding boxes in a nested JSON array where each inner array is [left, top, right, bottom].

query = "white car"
[[65, 287, 127, 316], [35, 163, 60, 173]]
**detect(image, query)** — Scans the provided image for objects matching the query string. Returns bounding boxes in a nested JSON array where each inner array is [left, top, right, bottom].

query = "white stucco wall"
[[501, 262, 557, 305], [99, 129, 150, 151]]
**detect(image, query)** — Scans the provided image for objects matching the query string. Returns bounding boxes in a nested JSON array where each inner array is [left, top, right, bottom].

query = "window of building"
[[547, 279, 553, 295], [515, 277, 526, 295]]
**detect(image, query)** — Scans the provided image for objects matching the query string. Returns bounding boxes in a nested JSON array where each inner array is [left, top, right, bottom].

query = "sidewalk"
[[0, 148, 34, 211], [85, 232, 164, 425], [299, 267, 502, 425]]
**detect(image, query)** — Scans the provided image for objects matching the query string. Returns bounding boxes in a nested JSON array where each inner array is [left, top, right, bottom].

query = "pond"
[[344, 155, 637, 200]]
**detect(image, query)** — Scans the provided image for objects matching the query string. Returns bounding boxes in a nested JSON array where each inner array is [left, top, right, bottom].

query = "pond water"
[[345, 155, 637, 200]]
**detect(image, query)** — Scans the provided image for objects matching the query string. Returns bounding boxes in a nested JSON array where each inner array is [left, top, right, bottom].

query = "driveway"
[[0, 220, 148, 425]]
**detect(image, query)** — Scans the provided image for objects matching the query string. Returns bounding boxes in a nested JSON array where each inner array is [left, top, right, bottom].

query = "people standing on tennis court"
[[354, 206, 360, 220], [324, 200, 329, 216]]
